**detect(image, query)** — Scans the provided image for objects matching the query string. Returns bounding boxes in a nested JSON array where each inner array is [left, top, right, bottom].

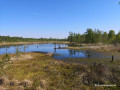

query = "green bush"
[[0, 54, 11, 75]]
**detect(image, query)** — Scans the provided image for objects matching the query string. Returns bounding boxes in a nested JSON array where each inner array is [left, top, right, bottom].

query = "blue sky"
[[0, 0, 120, 39]]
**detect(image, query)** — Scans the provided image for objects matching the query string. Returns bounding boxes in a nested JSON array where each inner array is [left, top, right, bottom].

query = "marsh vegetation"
[[0, 52, 120, 90], [0, 42, 120, 90], [0, 29, 120, 90]]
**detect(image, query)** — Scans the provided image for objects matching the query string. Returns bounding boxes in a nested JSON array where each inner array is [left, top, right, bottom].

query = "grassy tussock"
[[0, 52, 120, 89]]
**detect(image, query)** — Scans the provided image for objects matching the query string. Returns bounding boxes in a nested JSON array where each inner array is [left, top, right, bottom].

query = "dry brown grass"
[[0, 86, 5, 90], [0, 41, 69, 47], [10, 54, 33, 61], [60, 44, 120, 53], [0, 76, 9, 86], [19, 80, 33, 87], [0, 52, 120, 90]]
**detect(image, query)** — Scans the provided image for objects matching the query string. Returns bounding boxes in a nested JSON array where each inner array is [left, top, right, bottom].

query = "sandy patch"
[[10, 54, 33, 61]]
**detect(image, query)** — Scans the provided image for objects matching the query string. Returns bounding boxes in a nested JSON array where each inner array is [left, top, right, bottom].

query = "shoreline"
[[0, 41, 69, 47], [1, 41, 120, 57], [58, 44, 120, 52]]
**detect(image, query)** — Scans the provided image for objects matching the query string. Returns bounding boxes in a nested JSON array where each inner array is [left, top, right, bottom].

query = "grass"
[[64, 58, 120, 66], [0, 41, 69, 47], [0, 52, 120, 89]]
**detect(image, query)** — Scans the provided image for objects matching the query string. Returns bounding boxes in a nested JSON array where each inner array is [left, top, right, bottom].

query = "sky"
[[0, 0, 120, 39]]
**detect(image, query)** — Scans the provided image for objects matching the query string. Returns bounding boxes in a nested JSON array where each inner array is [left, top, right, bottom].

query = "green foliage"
[[68, 32, 74, 43], [2, 54, 10, 63], [85, 28, 95, 43], [94, 30, 102, 43], [108, 30, 116, 43], [67, 29, 120, 44], [116, 32, 120, 43], [68, 32, 85, 43], [0, 54, 10, 67], [0, 36, 66, 42], [16, 47, 21, 58], [102, 32, 108, 43], [0, 54, 11, 75]]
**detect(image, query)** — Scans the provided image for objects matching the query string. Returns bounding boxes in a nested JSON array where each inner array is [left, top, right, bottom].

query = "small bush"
[[0, 54, 10, 75]]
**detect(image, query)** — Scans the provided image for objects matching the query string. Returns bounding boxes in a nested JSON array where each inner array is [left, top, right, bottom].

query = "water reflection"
[[0, 43, 116, 60], [66, 49, 113, 59]]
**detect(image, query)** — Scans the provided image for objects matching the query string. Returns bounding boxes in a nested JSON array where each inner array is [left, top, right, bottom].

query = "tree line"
[[0, 36, 66, 42], [67, 28, 120, 44]]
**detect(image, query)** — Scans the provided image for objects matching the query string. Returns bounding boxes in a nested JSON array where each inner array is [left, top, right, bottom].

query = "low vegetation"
[[0, 52, 120, 90], [0, 54, 11, 75]]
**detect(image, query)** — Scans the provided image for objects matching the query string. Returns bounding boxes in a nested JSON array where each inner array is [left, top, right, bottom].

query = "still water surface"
[[0, 43, 117, 60]]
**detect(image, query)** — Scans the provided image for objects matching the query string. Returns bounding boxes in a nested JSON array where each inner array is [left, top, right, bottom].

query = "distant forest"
[[0, 36, 66, 42], [1, 28, 120, 44], [67, 28, 120, 44]]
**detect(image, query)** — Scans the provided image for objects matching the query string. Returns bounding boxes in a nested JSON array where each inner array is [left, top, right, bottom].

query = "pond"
[[0, 43, 119, 60]]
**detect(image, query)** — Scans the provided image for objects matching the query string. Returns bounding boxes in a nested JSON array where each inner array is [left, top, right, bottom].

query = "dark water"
[[0, 43, 117, 60]]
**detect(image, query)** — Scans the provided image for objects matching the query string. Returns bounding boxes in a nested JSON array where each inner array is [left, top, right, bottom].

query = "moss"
[[0, 52, 120, 89]]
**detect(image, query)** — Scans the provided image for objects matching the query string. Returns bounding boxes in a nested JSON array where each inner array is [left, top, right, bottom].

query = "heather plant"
[[0, 54, 11, 75]]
